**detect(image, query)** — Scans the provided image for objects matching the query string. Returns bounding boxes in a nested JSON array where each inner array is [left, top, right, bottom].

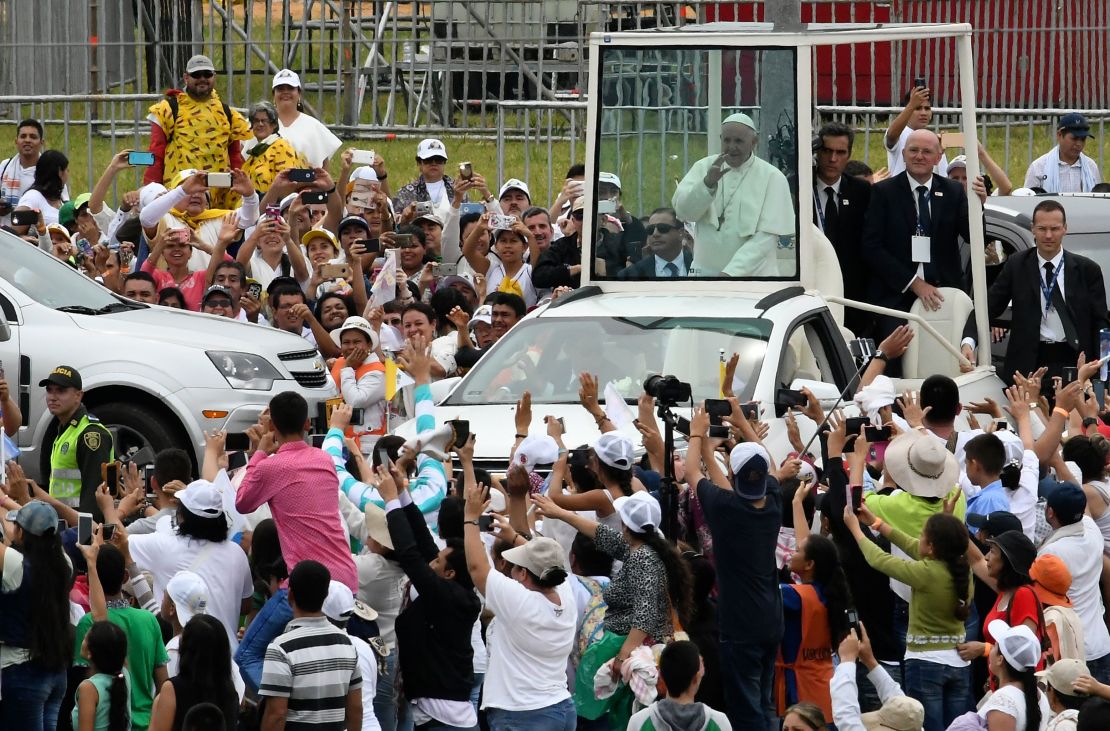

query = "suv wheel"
[[92, 402, 184, 462]]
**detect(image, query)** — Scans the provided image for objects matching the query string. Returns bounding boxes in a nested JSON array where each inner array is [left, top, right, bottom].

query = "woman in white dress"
[[266, 68, 342, 168]]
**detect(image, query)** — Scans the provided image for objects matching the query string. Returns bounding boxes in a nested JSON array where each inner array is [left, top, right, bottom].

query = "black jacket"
[[861, 172, 970, 309], [974, 247, 1108, 382], [617, 249, 694, 280], [811, 173, 872, 303], [388, 502, 480, 702], [532, 234, 582, 289]]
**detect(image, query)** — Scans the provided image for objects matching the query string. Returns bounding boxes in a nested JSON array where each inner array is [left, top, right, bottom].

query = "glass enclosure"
[[589, 45, 799, 281]]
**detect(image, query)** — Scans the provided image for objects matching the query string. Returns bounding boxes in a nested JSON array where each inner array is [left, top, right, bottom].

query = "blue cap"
[[1058, 112, 1094, 138], [1046, 481, 1087, 524], [6, 500, 59, 536]]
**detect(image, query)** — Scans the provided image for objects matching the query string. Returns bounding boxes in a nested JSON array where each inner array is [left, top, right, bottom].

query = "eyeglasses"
[[645, 223, 678, 235], [189, 71, 214, 79], [421, 157, 447, 165], [251, 117, 272, 126]]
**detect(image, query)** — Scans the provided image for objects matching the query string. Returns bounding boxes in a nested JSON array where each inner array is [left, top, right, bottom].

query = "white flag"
[[603, 381, 636, 431], [370, 250, 399, 308]]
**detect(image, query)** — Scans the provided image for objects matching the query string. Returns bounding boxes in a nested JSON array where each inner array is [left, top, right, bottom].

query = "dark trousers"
[[719, 639, 778, 731]]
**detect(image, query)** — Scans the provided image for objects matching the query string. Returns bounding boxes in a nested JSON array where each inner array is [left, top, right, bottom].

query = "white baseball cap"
[[272, 68, 302, 89], [987, 619, 1042, 670], [138, 182, 168, 211], [322, 580, 356, 623], [729, 442, 772, 499], [350, 166, 379, 184], [177, 479, 225, 518], [598, 172, 622, 190], [416, 138, 448, 160], [613, 492, 662, 533], [498, 178, 531, 200], [470, 304, 493, 328], [513, 435, 560, 474], [166, 570, 209, 626], [948, 154, 967, 170], [592, 432, 635, 470]]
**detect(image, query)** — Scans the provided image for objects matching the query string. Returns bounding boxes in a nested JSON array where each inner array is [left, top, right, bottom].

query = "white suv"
[[0, 231, 335, 477]]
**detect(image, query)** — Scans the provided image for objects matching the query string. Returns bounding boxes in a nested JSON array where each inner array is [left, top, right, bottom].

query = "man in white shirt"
[[0, 119, 44, 221], [1024, 113, 1101, 193], [885, 85, 949, 177], [618, 207, 692, 280], [1038, 482, 1110, 682]]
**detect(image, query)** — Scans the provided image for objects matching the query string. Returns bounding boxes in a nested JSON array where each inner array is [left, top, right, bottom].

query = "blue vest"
[[0, 557, 33, 648]]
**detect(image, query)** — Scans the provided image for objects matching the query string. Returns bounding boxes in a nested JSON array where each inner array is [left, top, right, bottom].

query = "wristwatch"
[[873, 350, 888, 362]]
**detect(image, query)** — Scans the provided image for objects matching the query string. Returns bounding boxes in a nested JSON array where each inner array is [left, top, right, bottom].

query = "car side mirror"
[[790, 378, 842, 410], [429, 376, 461, 405], [0, 310, 10, 342]]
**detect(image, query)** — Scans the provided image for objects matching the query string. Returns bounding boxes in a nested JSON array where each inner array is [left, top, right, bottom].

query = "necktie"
[[664, 262, 679, 278], [1044, 261, 1078, 346], [823, 186, 839, 235], [915, 185, 932, 236]]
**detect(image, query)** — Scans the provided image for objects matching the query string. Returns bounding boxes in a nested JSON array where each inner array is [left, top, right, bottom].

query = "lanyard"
[[1041, 255, 1063, 315], [812, 188, 826, 230]]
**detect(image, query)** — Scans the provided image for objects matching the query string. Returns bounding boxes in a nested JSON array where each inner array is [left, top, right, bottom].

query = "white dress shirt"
[[815, 176, 841, 231], [654, 252, 688, 277], [902, 174, 933, 292], [1037, 249, 1066, 342]]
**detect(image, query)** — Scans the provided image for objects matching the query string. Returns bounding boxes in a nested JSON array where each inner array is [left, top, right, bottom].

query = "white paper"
[[603, 381, 636, 430]]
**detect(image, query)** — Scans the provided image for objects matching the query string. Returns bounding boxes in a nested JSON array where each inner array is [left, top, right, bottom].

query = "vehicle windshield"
[[446, 316, 773, 405], [0, 230, 122, 309]]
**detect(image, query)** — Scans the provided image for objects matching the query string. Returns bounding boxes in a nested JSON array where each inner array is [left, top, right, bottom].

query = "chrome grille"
[[278, 349, 319, 362], [291, 370, 328, 388]]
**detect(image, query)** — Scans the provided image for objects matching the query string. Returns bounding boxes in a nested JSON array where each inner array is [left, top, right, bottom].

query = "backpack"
[[164, 92, 233, 145], [1005, 585, 1053, 666], [575, 576, 608, 667], [1043, 604, 1085, 663]]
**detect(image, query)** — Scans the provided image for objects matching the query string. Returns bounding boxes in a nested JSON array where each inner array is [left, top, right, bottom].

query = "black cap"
[[338, 215, 370, 234], [1058, 112, 1094, 138], [987, 530, 1037, 578], [1046, 482, 1087, 525], [201, 284, 233, 303], [39, 365, 82, 390], [967, 510, 1023, 538]]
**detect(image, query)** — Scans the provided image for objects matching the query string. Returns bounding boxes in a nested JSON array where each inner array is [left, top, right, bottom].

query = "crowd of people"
[[4, 53, 1110, 731]]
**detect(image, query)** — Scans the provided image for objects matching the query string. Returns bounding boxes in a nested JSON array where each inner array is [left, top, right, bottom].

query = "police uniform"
[[35, 366, 114, 521]]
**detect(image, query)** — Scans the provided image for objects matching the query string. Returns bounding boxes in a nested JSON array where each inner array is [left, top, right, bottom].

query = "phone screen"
[[225, 432, 252, 451], [850, 484, 863, 513], [77, 513, 94, 546], [102, 524, 117, 541], [478, 514, 494, 532]]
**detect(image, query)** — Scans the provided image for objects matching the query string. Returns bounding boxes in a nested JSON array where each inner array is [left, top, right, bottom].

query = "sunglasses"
[[421, 157, 447, 165], [189, 71, 214, 79], [645, 223, 678, 235], [251, 117, 272, 125], [571, 211, 584, 220], [205, 299, 233, 308]]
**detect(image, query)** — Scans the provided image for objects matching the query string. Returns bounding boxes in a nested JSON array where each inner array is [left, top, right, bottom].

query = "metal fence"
[[0, 0, 1108, 199]]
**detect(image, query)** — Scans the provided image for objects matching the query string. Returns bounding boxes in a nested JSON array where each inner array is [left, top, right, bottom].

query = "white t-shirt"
[[128, 532, 254, 651], [278, 113, 342, 168], [480, 570, 576, 712], [17, 188, 66, 226], [425, 179, 448, 205], [0, 155, 36, 210], [351, 635, 382, 731], [430, 334, 459, 377], [978, 684, 1050, 731], [886, 126, 950, 178], [484, 259, 537, 308]]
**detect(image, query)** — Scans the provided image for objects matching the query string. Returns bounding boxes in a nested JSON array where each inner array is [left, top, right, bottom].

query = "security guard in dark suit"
[[36, 365, 114, 521]]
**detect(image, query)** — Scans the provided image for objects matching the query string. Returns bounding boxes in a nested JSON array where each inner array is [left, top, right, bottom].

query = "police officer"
[[36, 365, 114, 521]]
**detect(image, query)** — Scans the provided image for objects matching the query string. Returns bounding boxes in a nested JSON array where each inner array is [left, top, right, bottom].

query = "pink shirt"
[[235, 441, 358, 592], [141, 254, 232, 311]]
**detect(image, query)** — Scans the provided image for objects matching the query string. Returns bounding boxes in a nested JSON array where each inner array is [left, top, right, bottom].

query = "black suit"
[[810, 173, 871, 334], [977, 247, 1108, 384], [862, 171, 970, 311], [617, 249, 694, 280]]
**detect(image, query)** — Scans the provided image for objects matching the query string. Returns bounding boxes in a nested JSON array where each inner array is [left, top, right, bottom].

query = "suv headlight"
[[207, 351, 282, 390]]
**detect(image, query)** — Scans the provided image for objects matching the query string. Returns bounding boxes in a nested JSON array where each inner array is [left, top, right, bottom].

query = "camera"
[[644, 374, 692, 406]]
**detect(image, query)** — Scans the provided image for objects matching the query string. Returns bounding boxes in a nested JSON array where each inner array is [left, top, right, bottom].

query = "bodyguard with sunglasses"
[[144, 54, 252, 210], [618, 207, 693, 279]]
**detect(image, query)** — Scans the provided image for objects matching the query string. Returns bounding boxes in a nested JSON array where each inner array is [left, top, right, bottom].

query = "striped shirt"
[[325, 383, 448, 530], [259, 616, 362, 729]]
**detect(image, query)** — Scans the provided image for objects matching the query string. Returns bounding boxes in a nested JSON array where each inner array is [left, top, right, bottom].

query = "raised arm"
[[461, 213, 493, 275]]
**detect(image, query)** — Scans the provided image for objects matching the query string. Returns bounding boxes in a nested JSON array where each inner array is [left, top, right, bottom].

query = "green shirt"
[[74, 607, 168, 730], [858, 526, 971, 652], [865, 488, 967, 536]]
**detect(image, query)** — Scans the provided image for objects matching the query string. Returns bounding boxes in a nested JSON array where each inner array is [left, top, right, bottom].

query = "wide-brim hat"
[[884, 430, 959, 499]]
